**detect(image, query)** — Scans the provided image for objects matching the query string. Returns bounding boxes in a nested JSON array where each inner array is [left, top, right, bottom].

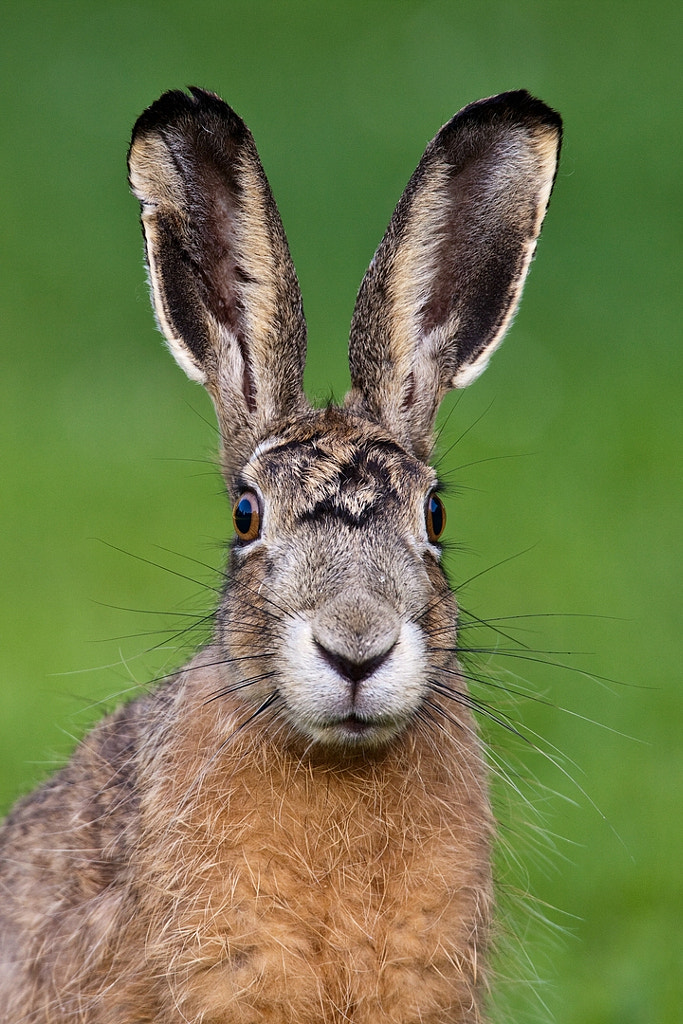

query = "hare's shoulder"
[[0, 690, 156, 1018], [0, 691, 149, 881]]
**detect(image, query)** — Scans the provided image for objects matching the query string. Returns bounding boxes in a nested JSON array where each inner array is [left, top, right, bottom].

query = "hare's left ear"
[[128, 88, 308, 479], [346, 91, 562, 459]]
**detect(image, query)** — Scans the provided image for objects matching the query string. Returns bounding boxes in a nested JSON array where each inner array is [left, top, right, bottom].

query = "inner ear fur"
[[345, 90, 562, 459], [128, 88, 309, 469]]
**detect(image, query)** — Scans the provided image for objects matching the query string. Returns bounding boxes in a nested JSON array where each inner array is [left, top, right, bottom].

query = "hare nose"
[[314, 641, 395, 692]]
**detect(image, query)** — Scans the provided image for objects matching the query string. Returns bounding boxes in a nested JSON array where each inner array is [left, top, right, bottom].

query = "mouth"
[[338, 714, 374, 735], [319, 712, 405, 747]]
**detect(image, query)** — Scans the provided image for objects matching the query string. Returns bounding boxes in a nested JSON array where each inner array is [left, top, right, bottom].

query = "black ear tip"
[[131, 88, 197, 140], [186, 86, 243, 123], [499, 89, 562, 133], [471, 90, 563, 134], [438, 90, 562, 148], [130, 87, 244, 145]]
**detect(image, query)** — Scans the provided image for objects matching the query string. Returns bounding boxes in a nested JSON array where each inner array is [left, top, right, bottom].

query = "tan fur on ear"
[[130, 133, 209, 383], [128, 88, 309, 484], [346, 91, 562, 458], [447, 123, 560, 388]]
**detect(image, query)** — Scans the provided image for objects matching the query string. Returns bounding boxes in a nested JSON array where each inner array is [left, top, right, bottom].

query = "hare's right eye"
[[232, 491, 261, 542], [425, 491, 446, 543]]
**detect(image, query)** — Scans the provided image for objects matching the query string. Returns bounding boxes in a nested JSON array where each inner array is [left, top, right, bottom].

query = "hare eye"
[[425, 492, 446, 542], [232, 491, 261, 542]]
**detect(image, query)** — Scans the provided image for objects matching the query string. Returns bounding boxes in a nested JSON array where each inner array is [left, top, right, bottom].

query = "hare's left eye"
[[232, 491, 262, 542], [425, 491, 446, 542]]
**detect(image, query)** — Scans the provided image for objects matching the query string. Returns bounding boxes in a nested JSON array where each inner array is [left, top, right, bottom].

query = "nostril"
[[314, 641, 395, 685]]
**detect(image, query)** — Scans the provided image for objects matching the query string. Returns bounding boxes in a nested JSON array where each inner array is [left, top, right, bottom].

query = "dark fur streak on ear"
[[242, 359, 257, 415], [234, 264, 257, 285], [156, 216, 213, 366], [402, 371, 417, 411], [154, 215, 257, 411]]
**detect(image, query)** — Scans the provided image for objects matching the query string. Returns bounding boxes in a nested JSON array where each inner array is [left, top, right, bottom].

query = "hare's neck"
[[145, 645, 492, 863]]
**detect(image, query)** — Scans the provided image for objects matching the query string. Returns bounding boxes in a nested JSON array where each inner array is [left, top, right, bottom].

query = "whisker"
[[204, 671, 278, 704], [435, 397, 497, 463], [96, 539, 221, 593]]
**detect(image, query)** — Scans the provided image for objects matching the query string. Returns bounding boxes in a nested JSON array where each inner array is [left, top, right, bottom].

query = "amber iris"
[[425, 492, 446, 542], [233, 491, 261, 541]]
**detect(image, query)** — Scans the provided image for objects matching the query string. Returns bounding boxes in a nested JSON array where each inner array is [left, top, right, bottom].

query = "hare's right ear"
[[346, 91, 562, 460], [128, 88, 308, 479]]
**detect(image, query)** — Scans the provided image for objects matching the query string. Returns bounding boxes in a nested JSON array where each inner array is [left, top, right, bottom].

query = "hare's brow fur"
[[238, 409, 435, 517]]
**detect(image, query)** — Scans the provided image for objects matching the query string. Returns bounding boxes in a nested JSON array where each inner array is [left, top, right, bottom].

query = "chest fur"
[[141, 735, 492, 1023]]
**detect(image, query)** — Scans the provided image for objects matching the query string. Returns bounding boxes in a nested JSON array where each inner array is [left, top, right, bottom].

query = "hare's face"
[[219, 408, 453, 748]]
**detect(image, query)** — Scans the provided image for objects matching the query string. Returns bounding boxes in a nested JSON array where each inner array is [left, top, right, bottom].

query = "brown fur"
[[0, 89, 561, 1021]]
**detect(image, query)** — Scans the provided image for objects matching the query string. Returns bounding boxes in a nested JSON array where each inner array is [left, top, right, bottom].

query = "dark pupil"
[[235, 497, 254, 535], [429, 495, 443, 536]]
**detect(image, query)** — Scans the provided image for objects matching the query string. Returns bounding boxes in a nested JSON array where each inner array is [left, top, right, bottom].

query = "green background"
[[1, 2, 680, 1021]]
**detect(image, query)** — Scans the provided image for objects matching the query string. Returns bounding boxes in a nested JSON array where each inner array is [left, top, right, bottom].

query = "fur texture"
[[0, 88, 561, 1022]]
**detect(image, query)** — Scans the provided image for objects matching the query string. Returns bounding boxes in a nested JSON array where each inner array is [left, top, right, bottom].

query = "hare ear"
[[346, 90, 562, 459], [128, 88, 308, 476]]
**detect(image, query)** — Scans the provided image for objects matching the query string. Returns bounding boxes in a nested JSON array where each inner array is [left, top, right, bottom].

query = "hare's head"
[[129, 88, 561, 750]]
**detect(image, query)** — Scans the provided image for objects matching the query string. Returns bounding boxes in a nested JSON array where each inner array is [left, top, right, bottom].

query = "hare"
[[0, 88, 561, 1023]]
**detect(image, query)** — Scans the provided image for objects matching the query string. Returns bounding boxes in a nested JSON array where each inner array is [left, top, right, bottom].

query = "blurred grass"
[[0, 2, 680, 1021]]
